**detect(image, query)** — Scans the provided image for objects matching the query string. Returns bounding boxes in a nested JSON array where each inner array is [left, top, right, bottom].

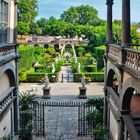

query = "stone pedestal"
[[78, 87, 87, 99], [42, 87, 51, 99]]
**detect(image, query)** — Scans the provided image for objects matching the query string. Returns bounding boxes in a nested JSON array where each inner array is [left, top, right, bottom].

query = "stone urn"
[[42, 87, 51, 99], [78, 87, 87, 99]]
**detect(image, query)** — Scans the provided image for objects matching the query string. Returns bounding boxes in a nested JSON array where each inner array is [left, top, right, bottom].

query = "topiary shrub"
[[95, 45, 105, 69], [26, 73, 58, 83], [85, 65, 97, 72]]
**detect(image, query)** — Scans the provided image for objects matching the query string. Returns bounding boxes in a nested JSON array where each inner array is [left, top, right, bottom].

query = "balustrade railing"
[[107, 44, 140, 74], [108, 44, 120, 62], [0, 87, 15, 115], [0, 45, 16, 63], [125, 48, 140, 72]]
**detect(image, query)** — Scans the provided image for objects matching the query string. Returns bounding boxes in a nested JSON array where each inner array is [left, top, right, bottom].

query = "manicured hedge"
[[85, 65, 97, 72], [19, 46, 34, 71], [73, 72, 104, 82], [26, 73, 58, 83], [95, 45, 105, 69]]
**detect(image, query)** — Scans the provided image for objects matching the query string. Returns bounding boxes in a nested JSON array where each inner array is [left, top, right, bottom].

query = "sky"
[[37, 0, 140, 22]]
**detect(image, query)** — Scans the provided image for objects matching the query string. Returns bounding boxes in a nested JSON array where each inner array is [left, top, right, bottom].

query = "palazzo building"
[[0, 0, 19, 139], [104, 0, 140, 139]]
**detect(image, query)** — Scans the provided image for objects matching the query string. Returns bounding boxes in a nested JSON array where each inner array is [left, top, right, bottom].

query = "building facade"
[[105, 0, 140, 140], [0, 0, 19, 139]]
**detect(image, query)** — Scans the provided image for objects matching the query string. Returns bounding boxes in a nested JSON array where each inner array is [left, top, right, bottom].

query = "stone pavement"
[[34, 104, 94, 140], [19, 65, 104, 140], [58, 66, 73, 82], [19, 82, 104, 97]]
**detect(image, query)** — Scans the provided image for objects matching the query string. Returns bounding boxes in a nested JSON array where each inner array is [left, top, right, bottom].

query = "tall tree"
[[60, 5, 100, 26], [18, 22, 30, 36], [18, 0, 38, 23], [36, 18, 47, 35]]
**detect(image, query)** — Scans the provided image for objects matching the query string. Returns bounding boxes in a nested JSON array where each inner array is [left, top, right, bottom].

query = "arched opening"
[[65, 44, 72, 53], [54, 44, 59, 52], [5, 69, 15, 87], [130, 90, 140, 115], [44, 44, 49, 49], [107, 69, 119, 95], [122, 88, 140, 114], [34, 44, 39, 47], [122, 87, 134, 111]]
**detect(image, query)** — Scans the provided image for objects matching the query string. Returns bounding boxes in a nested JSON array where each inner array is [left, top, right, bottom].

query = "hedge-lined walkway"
[[58, 65, 73, 82]]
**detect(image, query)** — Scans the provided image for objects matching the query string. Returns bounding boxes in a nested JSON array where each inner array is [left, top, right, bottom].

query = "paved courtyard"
[[19, 66, 104, 140], [19, 82, 104, 97]]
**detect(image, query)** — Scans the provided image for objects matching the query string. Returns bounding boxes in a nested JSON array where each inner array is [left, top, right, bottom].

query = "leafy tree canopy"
[[60, 5, 103, 26], [36, 18, 47, 35], [18, 22, 30, 35], [18, 0, 38, 23]]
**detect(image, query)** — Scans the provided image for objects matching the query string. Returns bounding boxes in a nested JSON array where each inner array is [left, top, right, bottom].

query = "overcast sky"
[[37, 0, 140, 22]]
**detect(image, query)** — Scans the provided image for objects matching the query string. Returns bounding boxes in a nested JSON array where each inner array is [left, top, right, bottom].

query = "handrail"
[[0, 43, 17, 48], [123, 115, 140, 140], [0, 87, 15, 103], [106, 86, 119, 107]]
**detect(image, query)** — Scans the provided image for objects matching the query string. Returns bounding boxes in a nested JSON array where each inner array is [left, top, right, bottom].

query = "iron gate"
[[32, 102, 45, 136], [78, 98, 104, 137], [61, 73, 74, 82], [20, 99, 103, 138], [19, 101, 45, 138]]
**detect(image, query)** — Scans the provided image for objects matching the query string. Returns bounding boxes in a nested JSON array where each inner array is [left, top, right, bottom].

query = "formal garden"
[[18, 43, 105, 83]]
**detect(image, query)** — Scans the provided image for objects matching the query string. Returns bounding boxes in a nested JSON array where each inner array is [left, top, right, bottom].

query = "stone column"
[[106, 0, 113, 43], [104, 0, 113, 127], [14, 0, 19, 135], [122, 0, 130, 47]]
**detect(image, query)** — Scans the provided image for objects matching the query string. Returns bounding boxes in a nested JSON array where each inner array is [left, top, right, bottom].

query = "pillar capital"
[[106, 0, 114, 6]]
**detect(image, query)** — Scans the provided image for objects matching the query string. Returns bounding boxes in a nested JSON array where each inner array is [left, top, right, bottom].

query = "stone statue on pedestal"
[[42, 74, 51, 99], [81, 75, 86, 87], [78, 74, 87, 99]]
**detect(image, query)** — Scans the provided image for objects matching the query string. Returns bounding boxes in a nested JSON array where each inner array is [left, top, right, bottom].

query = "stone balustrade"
[[107, 44, 140, 74], [0, 45, 16, 63], [108, 44, 120, 62], [0, 87, 15, 115], [125, 48, 140, 72]]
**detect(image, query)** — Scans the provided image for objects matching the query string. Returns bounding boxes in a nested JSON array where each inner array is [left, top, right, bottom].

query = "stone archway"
[[122, 87, 140, 115], [5, 69, 16, 87], [54, 44, 59, 51], [65, 44, 72, 52], [44, 44, 49, 49], [107, 69, 119, 95]]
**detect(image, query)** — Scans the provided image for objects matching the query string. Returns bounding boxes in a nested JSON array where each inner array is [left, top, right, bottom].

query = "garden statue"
[[81, 75, 86, 88], [44, 74, 49, 88], [52, 62, 55, 73], [74, 56, 77, 63], [78, 74, 87, 99], [42, 74, 51, 99], [77, 63, 81, 73]]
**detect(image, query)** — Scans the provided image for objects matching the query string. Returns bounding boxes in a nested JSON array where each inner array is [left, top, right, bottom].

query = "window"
[[0, 0, 8, 44]]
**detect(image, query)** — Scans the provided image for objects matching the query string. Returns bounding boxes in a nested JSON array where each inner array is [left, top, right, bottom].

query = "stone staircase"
[[131, 115, 140, 138]]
